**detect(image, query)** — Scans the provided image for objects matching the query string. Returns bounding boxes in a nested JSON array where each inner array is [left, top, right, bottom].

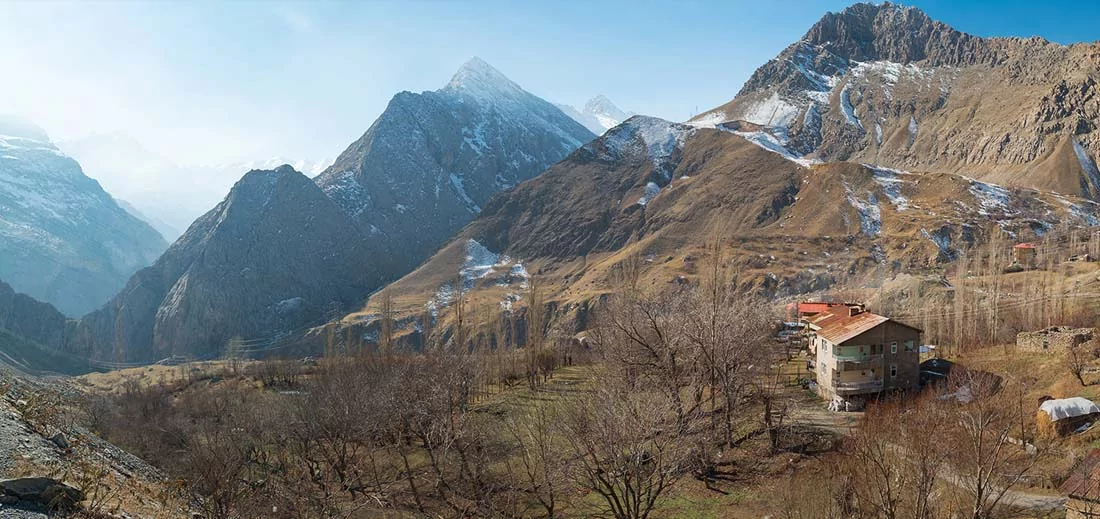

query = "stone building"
[[1016, 326, 1096, 353]]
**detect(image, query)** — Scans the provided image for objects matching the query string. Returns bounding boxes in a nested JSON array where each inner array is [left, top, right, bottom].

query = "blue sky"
[[0, 0, 1096, 165]]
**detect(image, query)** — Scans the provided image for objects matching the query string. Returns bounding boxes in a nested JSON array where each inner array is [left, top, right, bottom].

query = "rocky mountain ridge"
[[691, 2, 1100, 199], [365, 113, 1100, 340]]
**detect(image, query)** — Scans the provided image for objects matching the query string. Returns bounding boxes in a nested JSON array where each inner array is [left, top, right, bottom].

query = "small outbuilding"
[[1038, 397, 1100, 438]]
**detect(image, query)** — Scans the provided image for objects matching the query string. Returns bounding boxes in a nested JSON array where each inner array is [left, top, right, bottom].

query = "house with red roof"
[[806, 304, 922, 408]]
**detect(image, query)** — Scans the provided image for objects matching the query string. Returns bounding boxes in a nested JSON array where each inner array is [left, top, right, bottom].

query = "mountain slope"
[[70, 166, 388, 363], [556, 95, 633, 136], [369, 116, 1100, 329], [690, 2, 1100, 199], [315, 57, 595, 275], [0, 117, 168, 316]]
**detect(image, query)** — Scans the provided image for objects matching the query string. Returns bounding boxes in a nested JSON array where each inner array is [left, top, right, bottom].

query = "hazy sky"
[[2, 0, 1097, 165]]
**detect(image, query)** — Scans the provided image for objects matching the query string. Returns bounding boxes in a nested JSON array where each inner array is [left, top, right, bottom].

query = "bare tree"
[[943, 370, 1043, 519], [1068, 343, 1091, 386], [504, 401, 566, 518], [558, 372, 688, 519]]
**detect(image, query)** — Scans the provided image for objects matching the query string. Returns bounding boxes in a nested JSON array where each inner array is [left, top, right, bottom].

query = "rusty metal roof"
[[1060, 449, 1100, 501], [817, 311, 890, 344]]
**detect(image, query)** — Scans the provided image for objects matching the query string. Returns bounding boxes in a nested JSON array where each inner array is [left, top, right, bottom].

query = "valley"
[[2, 1, 1100, 518]]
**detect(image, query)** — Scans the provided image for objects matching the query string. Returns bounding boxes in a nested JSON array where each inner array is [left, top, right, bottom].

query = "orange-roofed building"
[[1013, 243, 1037, 267], [785, 301, 860, 323], [806, 304, 922, 408]]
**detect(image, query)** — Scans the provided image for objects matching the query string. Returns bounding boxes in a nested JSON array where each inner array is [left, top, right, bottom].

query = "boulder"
[[0, 477, 83, 509]]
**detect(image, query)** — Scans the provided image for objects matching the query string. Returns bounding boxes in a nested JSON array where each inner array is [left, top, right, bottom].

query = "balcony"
[[835, 353, 883, 371], [834, 379, 884, 395]]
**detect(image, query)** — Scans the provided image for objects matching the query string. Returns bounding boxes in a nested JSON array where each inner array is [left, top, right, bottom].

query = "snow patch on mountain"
[[967, 179, 1012, 215], [637, 181, 661, 206], [1074, 139, 1100, 189], [600, 117, 693, 179], [867, 165, 910, 211], [845, 184, 881, 236], [840, 85, 863, 130], [741, 92, 802, 128]]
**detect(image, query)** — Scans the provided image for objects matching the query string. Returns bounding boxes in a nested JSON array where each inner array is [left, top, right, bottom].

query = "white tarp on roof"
[[1040, 397, 1100, 422]]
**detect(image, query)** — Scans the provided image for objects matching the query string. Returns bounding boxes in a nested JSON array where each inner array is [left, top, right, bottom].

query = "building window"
[[890, 342, 897, 354], [890, 364, 898, 378], [905, 340, 915, 352]]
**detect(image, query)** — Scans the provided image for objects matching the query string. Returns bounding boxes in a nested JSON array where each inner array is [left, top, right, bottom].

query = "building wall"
[[1017, 327, 1095, 353], [814, 320, 921, 401]]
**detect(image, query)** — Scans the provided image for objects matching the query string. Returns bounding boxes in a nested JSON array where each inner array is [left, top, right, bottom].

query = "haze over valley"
[[3, 2, 1100, 518]]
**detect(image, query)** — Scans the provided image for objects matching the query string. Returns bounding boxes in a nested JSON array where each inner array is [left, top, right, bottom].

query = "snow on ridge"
[[600, 116, 693, 172], [740, 92, 802, 128], [865, 164, 910, 211], [688, 111, 727, 129], [967, 179, 1012, 215]]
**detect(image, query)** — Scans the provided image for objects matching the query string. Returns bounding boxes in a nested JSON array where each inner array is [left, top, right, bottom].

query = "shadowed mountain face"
[[0, 117, 167, 316], [69, 166, 389, 363], [691, 2, 1100, 199], [315, 57, 594, 272], [47, 58, 592, 365]]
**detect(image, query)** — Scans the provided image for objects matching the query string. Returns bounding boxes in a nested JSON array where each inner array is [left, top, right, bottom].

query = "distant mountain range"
[[58, 134, 331, 241], [59, 57, 593, 364], [0, 116, 167, 316], [556, 95, 633, 136]]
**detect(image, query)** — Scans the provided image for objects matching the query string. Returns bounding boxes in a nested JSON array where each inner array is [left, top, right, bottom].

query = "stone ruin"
[[1016, 326, 1096, 353]]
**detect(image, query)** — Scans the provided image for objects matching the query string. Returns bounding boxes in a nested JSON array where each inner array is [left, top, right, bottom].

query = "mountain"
[[55, 58, 592, 364], [59, 134, 332, 241], [556, 95, 633, 135], [0, 117, 168, 316], [315, 56, 595, 275], [0, 278, 84, 374], [368, 115, 1100, 333], [115, 198, 178, 242], [70, 166, 389, 363], [690, 2, 1100, 199]]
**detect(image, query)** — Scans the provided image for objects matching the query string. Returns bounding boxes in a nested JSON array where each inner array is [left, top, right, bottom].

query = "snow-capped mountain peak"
[[444, 57, 526, 99], [584, 95, 629, 122], [556, 95, 634, 136]]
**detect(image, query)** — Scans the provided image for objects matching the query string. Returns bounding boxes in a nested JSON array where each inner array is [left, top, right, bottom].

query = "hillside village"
[[5, 1, 1100, 518]]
